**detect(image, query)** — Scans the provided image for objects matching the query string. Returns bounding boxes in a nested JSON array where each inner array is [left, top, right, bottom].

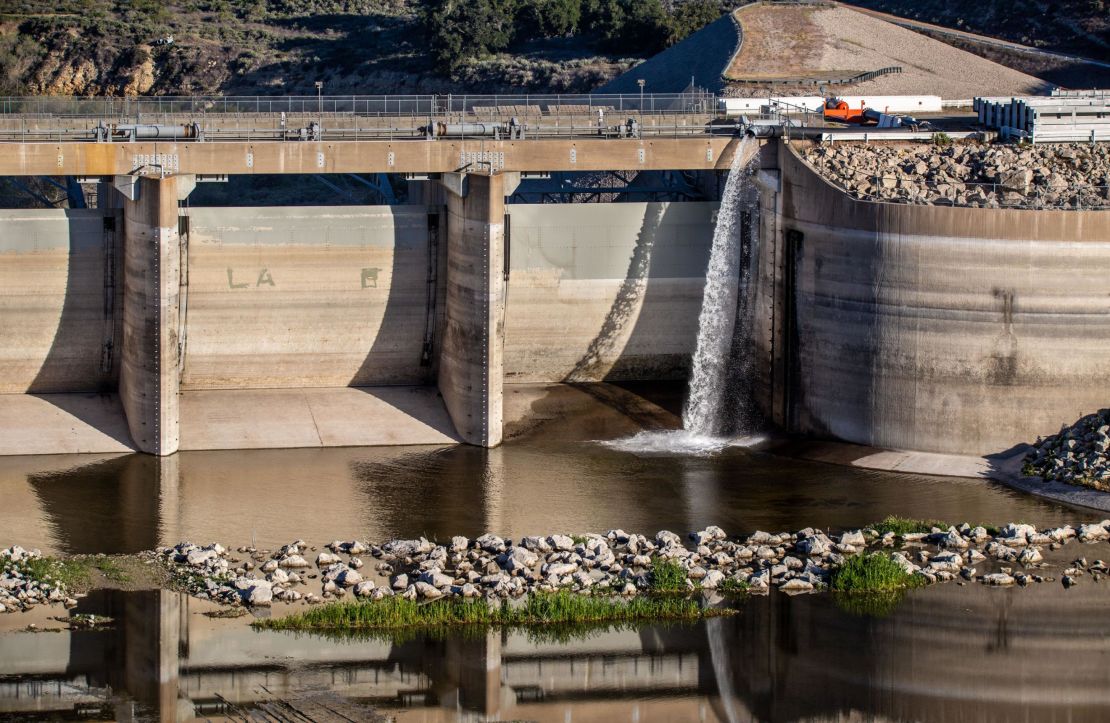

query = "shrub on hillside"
[[418, 0, 725, 72]]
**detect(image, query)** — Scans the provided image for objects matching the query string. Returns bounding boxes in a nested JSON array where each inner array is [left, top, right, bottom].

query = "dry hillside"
[[0, 0, 643, 96], [725, 4, 1048, 98]]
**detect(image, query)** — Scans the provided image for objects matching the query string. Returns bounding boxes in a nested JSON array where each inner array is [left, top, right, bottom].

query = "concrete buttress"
[[120, 176, 183, 455], [438, 173, 505, 447]]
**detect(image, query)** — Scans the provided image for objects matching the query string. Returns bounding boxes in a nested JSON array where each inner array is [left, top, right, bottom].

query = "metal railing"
[[0, 91, 717, 118], [0, 90, 738, 144], [0, 119, 732, 144], [724, 65, 902, 86]]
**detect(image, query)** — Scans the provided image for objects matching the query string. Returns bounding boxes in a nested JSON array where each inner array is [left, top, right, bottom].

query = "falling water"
[[682, 135, 756, 437], [602, 136, 761, 455]]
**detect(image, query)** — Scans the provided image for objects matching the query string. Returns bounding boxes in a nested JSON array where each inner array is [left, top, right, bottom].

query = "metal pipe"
[[421, 122, 503, 137], [744, 124, 783, 138], [112, 123, 200, 139]]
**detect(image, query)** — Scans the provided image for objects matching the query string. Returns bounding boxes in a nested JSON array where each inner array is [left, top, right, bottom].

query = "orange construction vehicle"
[[822, 97, 867, 123], [822, 97, 927, 129]]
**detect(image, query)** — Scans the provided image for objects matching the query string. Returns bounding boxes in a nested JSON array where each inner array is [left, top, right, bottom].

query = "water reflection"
[[0, 384, 1096, 554], [3, 578, 1110, 722]]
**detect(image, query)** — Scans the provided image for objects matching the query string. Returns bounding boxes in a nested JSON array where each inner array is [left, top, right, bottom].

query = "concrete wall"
[[438, 173, 505, 447], [0, 209, 120, 393], [183, 205, 434, 389], [504, 202, 717, 382], [778, 143, 1110, 456]]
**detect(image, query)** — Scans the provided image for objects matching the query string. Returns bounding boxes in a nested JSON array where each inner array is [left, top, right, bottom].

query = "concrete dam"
[[1, 95, 1109, 460]]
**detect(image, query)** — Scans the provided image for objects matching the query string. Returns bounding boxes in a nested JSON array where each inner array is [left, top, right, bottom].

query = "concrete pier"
[[438, 173, 506, 447], [120, 176, 183, 455]]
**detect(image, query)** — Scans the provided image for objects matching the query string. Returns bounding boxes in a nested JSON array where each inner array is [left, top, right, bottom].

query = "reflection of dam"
[[3, 581, 1110, 722], [0, 589, 727, 722]]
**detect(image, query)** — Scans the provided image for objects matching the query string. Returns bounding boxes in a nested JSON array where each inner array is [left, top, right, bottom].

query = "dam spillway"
[[0, 191, 725, 455], [1, 95, 1109, 460]]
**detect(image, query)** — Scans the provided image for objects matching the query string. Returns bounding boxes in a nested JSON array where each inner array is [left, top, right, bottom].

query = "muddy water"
[[0, 383, 1106, 721], [0, 384, 1092, 555]]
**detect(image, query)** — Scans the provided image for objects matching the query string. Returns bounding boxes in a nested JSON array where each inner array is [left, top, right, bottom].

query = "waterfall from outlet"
[[602, 136, 763, 455], [682, 135, 757, 437]]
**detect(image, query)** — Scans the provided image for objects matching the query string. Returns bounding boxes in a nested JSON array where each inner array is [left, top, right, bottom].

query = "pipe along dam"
[[1, 93, 1108, 460]]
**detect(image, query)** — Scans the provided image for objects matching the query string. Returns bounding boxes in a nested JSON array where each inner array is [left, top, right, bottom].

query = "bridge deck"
[[0, 136, 752, 176]]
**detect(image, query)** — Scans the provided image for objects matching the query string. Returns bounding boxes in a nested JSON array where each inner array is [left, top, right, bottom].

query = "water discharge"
[[604, 137, 761, 456]]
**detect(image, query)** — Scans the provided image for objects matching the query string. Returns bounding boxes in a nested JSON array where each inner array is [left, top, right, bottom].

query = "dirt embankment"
[[726, 4, 1048, 98]]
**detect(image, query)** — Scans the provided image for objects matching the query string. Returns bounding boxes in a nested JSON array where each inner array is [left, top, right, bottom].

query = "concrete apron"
[[768, 436, 1110, 514]]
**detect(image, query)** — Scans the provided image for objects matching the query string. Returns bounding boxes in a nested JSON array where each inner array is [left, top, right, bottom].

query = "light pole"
[[315, 81, 323, 114], [637, 78, 645, 132]]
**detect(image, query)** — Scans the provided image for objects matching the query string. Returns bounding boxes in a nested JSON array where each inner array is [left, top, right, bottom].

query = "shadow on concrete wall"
[[28, 210, 134, 449], [563, 203, 679, 383], [351, 209, 434, 387], [29, 211, 119, 394], [601, 203, 712, 383], [28, 453, 160, 554], [720, 208, 765, 436]]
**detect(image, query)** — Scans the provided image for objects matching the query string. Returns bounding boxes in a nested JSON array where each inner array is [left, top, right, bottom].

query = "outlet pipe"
[[118, 124, 199, 139], [423, 122, 501, 137], [94, 122, 202, 141], [744, 123, 784, 138]]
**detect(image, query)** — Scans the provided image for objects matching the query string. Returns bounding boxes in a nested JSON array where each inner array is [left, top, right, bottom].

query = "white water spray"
[[682, 135, 756, 437], [602, 137, 762, 455]]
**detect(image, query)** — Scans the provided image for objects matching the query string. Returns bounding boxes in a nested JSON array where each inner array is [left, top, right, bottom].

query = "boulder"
[[548, 534, 575, 551], [414, 581, 443, 599], [246, 585, 273, 607], [779, 579, 814, 592], [839, 531, 866, 547], [983, 573, 1015, 586]]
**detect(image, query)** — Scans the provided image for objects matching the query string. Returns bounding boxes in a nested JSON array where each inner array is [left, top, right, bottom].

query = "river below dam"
[[0, 382, 1106, 721]]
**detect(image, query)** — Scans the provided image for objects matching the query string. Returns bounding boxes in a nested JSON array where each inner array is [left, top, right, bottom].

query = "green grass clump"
[[257, 596, 492, 630], [830, 553, 925, 594], [253, 590, 727, 632], [870, 516, 947, 536], [11, 557, 94, 592], [93, 558, 130, 584], [717, 577, 750, 595], [649, 558, 689, 593]]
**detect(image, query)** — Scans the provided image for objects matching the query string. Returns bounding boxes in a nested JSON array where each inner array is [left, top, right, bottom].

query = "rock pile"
[[0, 546, 78, 613], [802, 141, 1110, 209], [7, 518, 1110, 615], [150, 519, 1110, 610], [1024, 409, 1110, 491]]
